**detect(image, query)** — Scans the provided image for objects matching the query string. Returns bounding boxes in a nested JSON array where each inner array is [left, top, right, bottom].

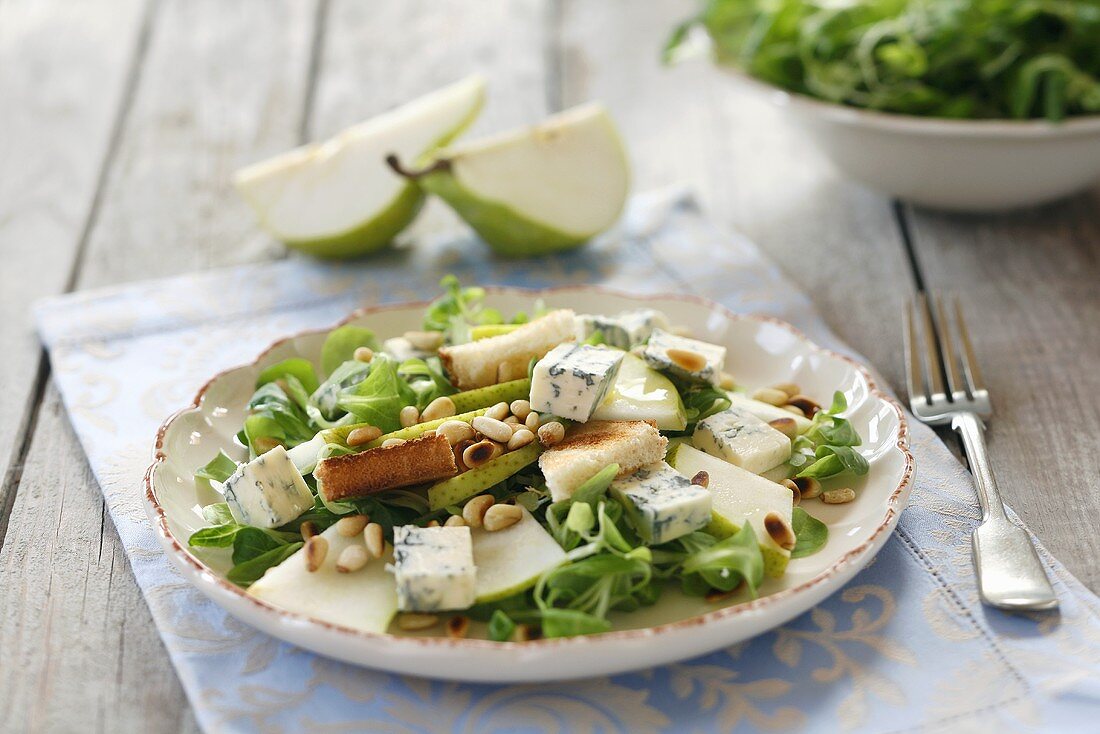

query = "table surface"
[[2, 1, 1098, 731]]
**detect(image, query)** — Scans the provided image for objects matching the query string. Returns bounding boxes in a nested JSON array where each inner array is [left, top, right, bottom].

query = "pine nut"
[[768, 417, 799, 439], [787, 395, 822, 417], [782, 404, 806, 417], [691, 470, 709, 488], [462, 495, 495, 528], [446, 615, 470, 639], [752, 387, 789, 406], [363, 522, 384, 558], [772, 382, 800, 398], [525, 412, 541, 431], [507, 429, 535, 451], [381, 438, 407, 448], [300, 521, 317, 541], [472, 416, 513, 443], [305, 536, 328, 572], [503, 415, 520, 426], [397, 613, 439, 631], [667, 348, 707, 373], [793, 476, 822, 499], [444, 514, 467, 527], [335, 514, 368, 537], [719, 372, 737, 390], [822, 487, 856, 504], [426, 520, 440, 527], [453, 439, 474, 471], [347, 425, 382, 447], [538, 421, 565, 448], [399, 405, 420, 427], [486, 401, 510, 421], [510, 399, 532, 421], [512, 624, 534, 642], [764, 512, 797, 550], [463, 439, 502, 468], [404, 330, 444, 351], [353, 347, 374, 363], [781, 479, 801, 506], [483, 503, 522, 532], [335, 544, 369, 573], [421, 396, 456, 421], [437, 420, 475, 446]]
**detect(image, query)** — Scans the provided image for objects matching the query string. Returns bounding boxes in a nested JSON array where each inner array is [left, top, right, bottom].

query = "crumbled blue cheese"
[[390, 525, 477, 612], [383, 336, 432, 363], [576, 309, 670, 349], [611, 461, 712, 545], [530, 343, 626, 421], [693, 407, 791, 475], [222, 445, 314, 528], [640, 329, 726, 385]]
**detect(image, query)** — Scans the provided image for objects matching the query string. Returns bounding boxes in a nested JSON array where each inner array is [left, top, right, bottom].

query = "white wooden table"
[[2, 1, 1098, 730]]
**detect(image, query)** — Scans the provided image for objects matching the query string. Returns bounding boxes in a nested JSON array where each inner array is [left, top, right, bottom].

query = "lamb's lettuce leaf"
[[227, 543, 303, 586], [791, 507, 828, 559], [256, 358, 320, 395], [336, 357, 417, 433], [320, 325, 379, 377]]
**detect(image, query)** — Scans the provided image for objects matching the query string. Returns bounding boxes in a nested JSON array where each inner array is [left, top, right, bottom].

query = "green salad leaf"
[[487, 610, 518, 642], [227, 543, 303, 586], [257, 358, 320, 395], [423, 275, 505, 344], [669, 0, 1100, 121], [336, 357, 417, 433], [790, 507, 829, 558], [320, 325, 378, 377]]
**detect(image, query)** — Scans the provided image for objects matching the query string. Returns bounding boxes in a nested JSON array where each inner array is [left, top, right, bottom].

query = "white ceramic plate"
[[144, 287, 913, 682]]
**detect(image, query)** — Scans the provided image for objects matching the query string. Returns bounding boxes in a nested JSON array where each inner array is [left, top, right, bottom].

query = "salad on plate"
[[188, 277, 869, 641]]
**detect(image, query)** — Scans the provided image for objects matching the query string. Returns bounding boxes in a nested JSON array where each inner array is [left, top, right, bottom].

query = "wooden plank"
[[904, 191, 1100, 592], [0, 0, 323, 729], [73, 0, 322, 288], [556, 0, 915, 391], [0, 0, 147, 533], [0, 386, 198, 733]]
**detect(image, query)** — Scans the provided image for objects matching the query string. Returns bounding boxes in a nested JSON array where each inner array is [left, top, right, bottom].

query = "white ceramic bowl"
[[144, 287, 914, 682], [724, 70, 1100, 211]]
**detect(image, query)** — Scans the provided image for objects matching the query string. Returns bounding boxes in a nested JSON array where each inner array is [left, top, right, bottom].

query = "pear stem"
[[385, 153, 450, 180]]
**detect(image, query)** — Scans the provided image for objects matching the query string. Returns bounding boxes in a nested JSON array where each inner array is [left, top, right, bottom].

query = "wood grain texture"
[[0, 386, 199, 734], [0, 0, 148, 529], [556, 0, 915, 392], [73, 0, 321, 288], [905, 191, 1100, 592]]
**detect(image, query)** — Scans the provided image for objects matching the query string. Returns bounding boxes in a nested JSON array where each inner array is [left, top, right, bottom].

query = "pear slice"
[[473, 507, 566, 602], [428, 443, 541, 510], [669, 444, 795, 578], [248, 525, 398, 633], [234, 75, 486, 258], [390, 103, 629, 256], [592, 353, 687, 430], [450, 378, 531, 414]]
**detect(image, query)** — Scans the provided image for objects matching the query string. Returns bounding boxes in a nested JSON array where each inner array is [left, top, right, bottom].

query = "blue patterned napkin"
[[35, 189, 1100, 733]]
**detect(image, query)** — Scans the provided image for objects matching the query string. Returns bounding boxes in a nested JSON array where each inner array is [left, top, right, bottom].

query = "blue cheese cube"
[[641, 329, 726, 385], [390, 525, 476, 612], [693, 407, 791, 475], [611, 461, 712, 545], [576, 309, 670, 349], [383, 336, 432, 363], [530, 343, 625, 421], [222, 445, 314, 528]]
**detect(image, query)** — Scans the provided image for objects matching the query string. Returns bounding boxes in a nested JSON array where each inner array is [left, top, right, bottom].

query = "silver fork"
[[904, 294, 1057, 612]]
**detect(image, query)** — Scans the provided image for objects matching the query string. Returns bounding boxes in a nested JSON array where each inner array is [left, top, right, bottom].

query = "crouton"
[[314, 433, 457, 502], [539, 420, 668, 502], [439, 309, 575, 390]]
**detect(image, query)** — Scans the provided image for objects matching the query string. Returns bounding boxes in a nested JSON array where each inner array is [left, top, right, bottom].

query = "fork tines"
[[904, 294, 989, 416]]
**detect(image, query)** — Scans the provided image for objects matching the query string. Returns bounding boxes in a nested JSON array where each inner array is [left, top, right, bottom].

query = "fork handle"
[[951, 412, 1008, 522]]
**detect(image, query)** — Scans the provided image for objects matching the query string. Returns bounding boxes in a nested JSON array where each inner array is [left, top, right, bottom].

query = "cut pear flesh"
[[592, 354, 687, 430], [669, 444, 795, 578], [472, 507, 566, 602], [248, 525, 398, 633], [421, 103, 629, 256], [234, 75, 486, 257]]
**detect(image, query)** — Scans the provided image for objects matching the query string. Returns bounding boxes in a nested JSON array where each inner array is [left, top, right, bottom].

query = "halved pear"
[[391, 103, 630, 256], [592, 353, 687, 430], [473, 507, 566, 602], [234, 75, 486, 258], [669, 444, 795, 578]]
